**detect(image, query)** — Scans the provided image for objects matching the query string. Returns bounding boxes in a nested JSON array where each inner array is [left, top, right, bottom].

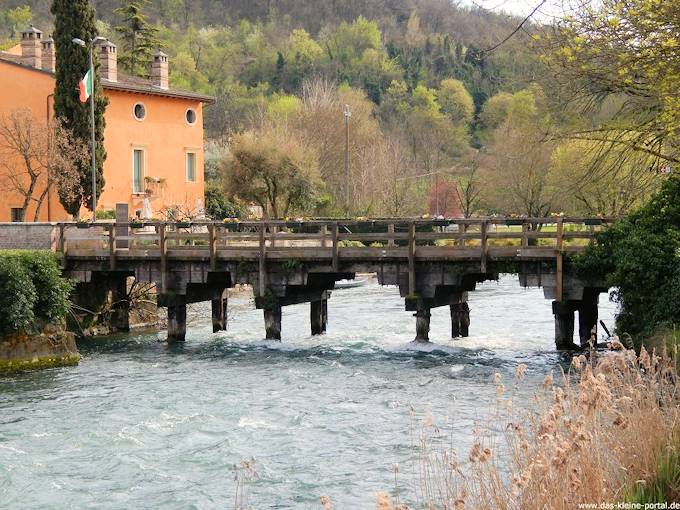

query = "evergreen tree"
[[51, 0, 107, 217], [114, 0, 159, 77]]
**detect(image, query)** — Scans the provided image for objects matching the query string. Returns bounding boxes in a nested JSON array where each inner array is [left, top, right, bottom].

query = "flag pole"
[[88, 45, 96, 221]]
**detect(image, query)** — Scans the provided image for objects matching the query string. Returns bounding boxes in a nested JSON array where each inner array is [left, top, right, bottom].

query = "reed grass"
[[367, 340, 680, 510]]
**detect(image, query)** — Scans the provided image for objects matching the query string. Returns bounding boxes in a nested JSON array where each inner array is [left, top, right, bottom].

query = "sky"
[[465, 0, 574, 22]]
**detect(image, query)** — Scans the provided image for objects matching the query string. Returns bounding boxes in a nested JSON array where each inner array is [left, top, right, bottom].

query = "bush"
[[0, 251, 74, 337], [575, 175, 680, 338], [204, 182, 246, 220]]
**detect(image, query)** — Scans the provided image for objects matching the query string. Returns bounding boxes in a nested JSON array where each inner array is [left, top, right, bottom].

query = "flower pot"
[[130, 223, 144, 229], [432, 219, 450, 227], [76, 223, 90, 229], [505, 219, 524, 226], [175, 222, 191, 229]]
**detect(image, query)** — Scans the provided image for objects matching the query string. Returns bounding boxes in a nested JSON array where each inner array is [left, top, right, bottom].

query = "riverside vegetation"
[[361, 342, 680, 509], [0, 250, 78, 373]]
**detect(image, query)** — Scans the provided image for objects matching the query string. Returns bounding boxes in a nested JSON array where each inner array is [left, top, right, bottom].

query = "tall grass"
[[372, 341, 679, 509]]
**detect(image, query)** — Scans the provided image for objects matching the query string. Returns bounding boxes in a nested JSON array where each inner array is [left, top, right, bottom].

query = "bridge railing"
[[55, 217, 611, 261]]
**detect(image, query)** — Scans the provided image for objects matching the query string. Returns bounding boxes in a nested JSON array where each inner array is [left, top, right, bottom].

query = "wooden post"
[[480, 220, 489, 273], [556, 217, 564, 302], [458, 222, 467, 248], [159, 224, 167, 293], [521, 221, 529, 248], [259, 223, 267, 296], [387, 223, 395, 248], [108, 224, 116, 271], [57, 224, 65, 254], [332, 222, 339, 271], [321, 224, 328, 248], [408, 222, 416, 296], [209, 224, 217, 270]]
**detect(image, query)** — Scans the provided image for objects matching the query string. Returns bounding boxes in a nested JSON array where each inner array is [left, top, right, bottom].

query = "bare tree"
[[0, 109, 86, 221]]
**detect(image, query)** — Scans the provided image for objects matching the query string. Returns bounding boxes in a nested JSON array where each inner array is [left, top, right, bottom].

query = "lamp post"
[[342, 104, 351, 217], [72, 36, 106, 221]]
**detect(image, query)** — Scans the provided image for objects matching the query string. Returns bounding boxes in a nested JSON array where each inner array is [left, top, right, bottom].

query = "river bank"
[[0, 325, 80, 374]]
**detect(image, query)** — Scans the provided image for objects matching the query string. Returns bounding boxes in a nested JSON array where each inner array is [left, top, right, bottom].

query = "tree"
[[0, 6, 32, 39], [483, 86, 559, 217], [576, 175, 680, 339], [114, 0, 160, 77], [223, 129, 321, 219], [542, 0, 680, 167], [51, 0, 108, 217], [0, 110, 86, 222], [437, 79, 474, 126]]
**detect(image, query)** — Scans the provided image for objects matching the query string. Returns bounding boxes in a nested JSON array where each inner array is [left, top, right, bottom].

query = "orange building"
[[0, 25, 213, 222]]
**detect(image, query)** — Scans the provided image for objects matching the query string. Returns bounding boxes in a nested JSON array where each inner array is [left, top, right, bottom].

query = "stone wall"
[[0, 325, 80, 373], [0, 223, 57, 250]]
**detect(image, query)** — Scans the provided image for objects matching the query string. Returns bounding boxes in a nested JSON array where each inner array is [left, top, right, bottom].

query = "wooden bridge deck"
[[58, 217, 611, 347]]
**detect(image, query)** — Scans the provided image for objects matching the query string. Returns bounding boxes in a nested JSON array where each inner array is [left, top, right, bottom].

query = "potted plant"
[[76, 220, 90, 229], [175, 221, 192, 229], [584, 218, 603, 226], [505, 215, 524, 226], [130, 219, 144, 229], [223, 217, 240, 231]]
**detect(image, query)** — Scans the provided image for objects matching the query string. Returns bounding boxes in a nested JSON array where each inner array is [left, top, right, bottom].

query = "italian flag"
[[79, 69, 92, 103]]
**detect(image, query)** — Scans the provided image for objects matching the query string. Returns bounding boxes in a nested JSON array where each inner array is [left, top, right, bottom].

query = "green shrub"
[[575, 175, 680, 339], [0, 251, 74, 338], [205, 183, 246, 219], [95, 209, 117, 220]]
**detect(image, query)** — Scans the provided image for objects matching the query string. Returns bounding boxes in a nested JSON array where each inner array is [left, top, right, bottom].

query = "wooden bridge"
[[58, 217, 612, 349]]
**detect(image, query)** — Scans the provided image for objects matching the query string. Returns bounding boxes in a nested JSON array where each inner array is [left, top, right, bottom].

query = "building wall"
[[0, 60, 205, 222], [101, 89, 204, 219], [0, 61, 57, 222]]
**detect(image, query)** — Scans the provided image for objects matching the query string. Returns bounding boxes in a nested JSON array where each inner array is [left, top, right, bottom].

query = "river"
[[0, 275, 617, 509]]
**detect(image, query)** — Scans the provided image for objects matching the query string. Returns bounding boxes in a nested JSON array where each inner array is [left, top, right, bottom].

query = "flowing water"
[[0, 276, 617, 509]]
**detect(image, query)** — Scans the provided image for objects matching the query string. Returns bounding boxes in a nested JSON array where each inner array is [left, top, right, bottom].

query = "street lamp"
[[72, 36, 106, 221], [342, 104, 351, 217]]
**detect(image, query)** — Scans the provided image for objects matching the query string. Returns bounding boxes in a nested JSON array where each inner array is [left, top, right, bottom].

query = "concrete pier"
[[414, 309, 431, 342], [552, 301, 576, 350], [167, 302, 187, 342], [264, 306, 282, 340], [578, 290, 599, 346], [211, 290, 228, 333], [450, 302, 470, 338], [310, 299, 328, 335]]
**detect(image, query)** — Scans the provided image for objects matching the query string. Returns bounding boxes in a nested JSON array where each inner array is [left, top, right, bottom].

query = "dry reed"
[[373, 340, 679, 510]]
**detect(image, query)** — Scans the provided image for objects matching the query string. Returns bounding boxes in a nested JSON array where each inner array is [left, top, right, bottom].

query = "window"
[[10, 208, 24, 222], [133, 103, 146, 121], [133, 148, 145, 193], [186, 152, 196, 182], [185, 108, 197, 125]]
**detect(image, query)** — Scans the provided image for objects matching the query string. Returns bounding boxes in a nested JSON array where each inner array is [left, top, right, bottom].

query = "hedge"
[[0, 251, 74, 338]]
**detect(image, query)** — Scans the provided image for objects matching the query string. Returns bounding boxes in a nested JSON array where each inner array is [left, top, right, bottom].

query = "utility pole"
[[343, 104, 351, 217]]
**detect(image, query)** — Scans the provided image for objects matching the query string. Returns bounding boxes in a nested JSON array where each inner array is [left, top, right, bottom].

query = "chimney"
[[151, 49, 168, 90], [98, 39, 117, 82], [21, 25, 42, 68], [41, 34, 55, 72]]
